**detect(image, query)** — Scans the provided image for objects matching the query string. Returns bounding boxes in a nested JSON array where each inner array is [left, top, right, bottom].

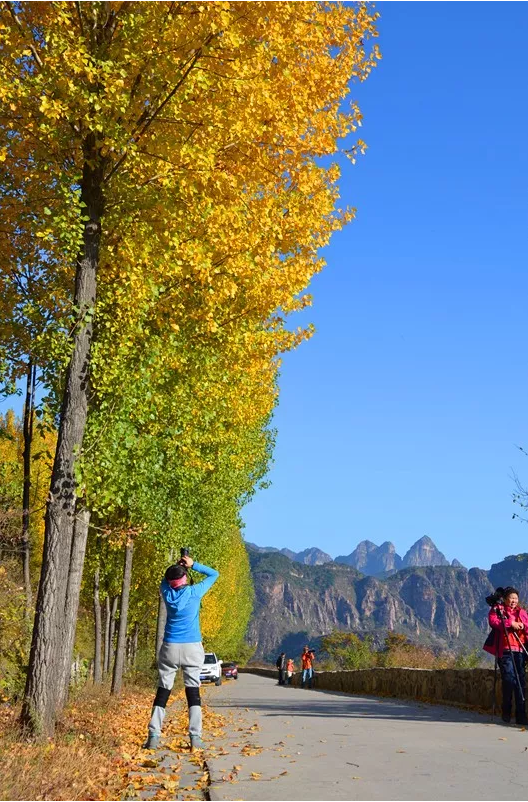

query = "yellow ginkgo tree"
[[0, 1, 379, 735]]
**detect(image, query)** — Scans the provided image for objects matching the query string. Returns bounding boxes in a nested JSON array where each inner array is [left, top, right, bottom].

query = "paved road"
[[204, 673, 528, 801]]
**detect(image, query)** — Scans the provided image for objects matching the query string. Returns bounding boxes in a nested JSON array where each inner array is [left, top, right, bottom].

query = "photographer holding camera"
[[143, 549, 219, 751], [485, 586, 528, 726]]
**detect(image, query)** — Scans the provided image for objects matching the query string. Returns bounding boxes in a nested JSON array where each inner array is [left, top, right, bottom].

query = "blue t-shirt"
[[161, 562, 219, 643]]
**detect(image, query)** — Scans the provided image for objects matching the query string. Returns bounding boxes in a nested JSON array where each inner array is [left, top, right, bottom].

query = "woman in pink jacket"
[[488, 586, 528, 725]]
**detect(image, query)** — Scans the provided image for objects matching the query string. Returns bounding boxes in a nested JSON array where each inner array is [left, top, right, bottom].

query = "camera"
[[486, 587, 505, 607], [180, 547, 190, 559]]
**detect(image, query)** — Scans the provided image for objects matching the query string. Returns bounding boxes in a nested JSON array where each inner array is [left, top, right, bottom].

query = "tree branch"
[[4, 1, 43, 68]]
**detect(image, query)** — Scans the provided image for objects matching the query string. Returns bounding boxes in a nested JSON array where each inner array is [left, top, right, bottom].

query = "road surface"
[[203, 672, 528, 801]]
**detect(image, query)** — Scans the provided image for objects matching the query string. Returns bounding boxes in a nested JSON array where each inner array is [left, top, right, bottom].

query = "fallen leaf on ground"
[[241, 745, 263, 756], [250, 772, 262, 780]]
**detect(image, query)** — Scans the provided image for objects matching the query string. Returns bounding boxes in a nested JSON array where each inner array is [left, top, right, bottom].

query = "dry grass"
[[0, 682, 156, 801], [379, 644, 453, 669]]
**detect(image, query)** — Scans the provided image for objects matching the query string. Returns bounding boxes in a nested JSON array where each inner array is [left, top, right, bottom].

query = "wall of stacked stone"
[[240, 667, 499, 712]]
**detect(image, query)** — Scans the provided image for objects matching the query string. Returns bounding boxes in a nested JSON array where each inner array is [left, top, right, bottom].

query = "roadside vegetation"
[[317, 630, 485, 671]]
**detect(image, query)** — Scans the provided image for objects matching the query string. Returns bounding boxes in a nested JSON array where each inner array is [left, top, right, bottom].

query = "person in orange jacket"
[[286, 657, 295, 685], [301, 645, 315, 689]]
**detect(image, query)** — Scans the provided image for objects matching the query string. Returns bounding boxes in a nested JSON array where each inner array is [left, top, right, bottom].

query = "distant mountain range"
[[246, 535, 465, 577], [245, 545, 528, 660], [246, 543, 334, 566]]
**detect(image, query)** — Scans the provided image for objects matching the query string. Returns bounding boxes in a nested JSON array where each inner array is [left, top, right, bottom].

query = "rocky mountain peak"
[[335, 540, 378, 570], [247, 535, 456, 577], [335, 540, 402, 576], [402, 536, 449, 569], [294, 547, 333, 566]]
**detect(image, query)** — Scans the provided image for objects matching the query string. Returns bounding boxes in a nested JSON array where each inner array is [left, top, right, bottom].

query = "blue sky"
[[242, 2, 528, 570]]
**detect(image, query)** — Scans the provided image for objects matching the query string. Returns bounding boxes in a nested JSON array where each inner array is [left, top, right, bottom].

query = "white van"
[[200, 652, 222, 685]]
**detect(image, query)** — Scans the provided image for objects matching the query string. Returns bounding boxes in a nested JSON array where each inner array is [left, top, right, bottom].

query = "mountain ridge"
[[247, 535, 459, 576], [246, 549, 528, 660]]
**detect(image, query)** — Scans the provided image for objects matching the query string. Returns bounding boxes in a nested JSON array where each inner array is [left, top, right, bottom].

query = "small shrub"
[[320, 630, 375, 670], [377, 632, 452, 669], [454, 648, 484, 669]]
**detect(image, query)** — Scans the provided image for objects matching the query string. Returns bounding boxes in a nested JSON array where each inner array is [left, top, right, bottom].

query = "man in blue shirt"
[[143, 553, 219, 751]]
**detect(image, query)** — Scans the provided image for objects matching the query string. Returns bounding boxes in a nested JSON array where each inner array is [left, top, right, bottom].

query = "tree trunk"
[[108, 595, 119, 675], [155, 592, 167, 667], [21, 141, 104, 736], [55, 505, 91, 712], [93, 567, 103, 684], [111, 540, 133, 695], [131, 621, 139, 667], [103, 595, 111, 676], [21, 360, 36, 617]]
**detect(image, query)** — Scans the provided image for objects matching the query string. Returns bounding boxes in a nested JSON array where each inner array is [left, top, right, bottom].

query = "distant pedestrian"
[[301, 645, 315, 689], [286, 658, 295, 685], [276, 651, 286, 685]]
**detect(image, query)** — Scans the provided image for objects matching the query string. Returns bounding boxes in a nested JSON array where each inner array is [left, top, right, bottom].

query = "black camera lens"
[[485, 587, 505, 607], [180, 547, 190, 558]]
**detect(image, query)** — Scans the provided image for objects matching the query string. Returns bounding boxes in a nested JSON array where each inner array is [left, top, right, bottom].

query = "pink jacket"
[[485, 605, 528, 657]]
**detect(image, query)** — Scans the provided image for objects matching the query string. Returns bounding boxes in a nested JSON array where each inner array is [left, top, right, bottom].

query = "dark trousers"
[[277, 669, 285, 685], [499, 650, 527, 723]]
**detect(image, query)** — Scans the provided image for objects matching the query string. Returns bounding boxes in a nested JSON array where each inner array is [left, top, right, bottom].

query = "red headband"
[[168, 575, 188, 589]]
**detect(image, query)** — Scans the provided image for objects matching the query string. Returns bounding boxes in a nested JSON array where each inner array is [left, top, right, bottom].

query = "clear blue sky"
[[242, 1, 528, 570]]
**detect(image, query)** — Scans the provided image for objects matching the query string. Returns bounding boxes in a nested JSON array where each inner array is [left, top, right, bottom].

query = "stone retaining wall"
[[240, 666, 499, 712]]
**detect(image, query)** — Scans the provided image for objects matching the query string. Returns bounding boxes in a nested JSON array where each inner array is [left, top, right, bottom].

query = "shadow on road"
[[213, 688, 495, 725]]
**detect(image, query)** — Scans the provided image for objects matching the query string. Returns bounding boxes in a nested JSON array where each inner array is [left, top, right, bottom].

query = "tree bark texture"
[[111, 541, 134, 695], [93, 567, 102, 684], [21, 360, 36, 617], [103, 595, 111, 675], [21, 141, 104, 736], [56, 505, 91, 712], [131, 621, 139, 667], [155, 592, 167, 667], [108, 595, 119, 675]]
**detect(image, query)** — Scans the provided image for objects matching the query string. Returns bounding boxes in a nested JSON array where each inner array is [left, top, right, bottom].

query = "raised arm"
[[190, 561, 219, 598]]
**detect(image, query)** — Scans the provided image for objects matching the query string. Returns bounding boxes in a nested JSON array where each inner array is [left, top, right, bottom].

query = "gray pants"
[[148, 641, 205, 738]]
